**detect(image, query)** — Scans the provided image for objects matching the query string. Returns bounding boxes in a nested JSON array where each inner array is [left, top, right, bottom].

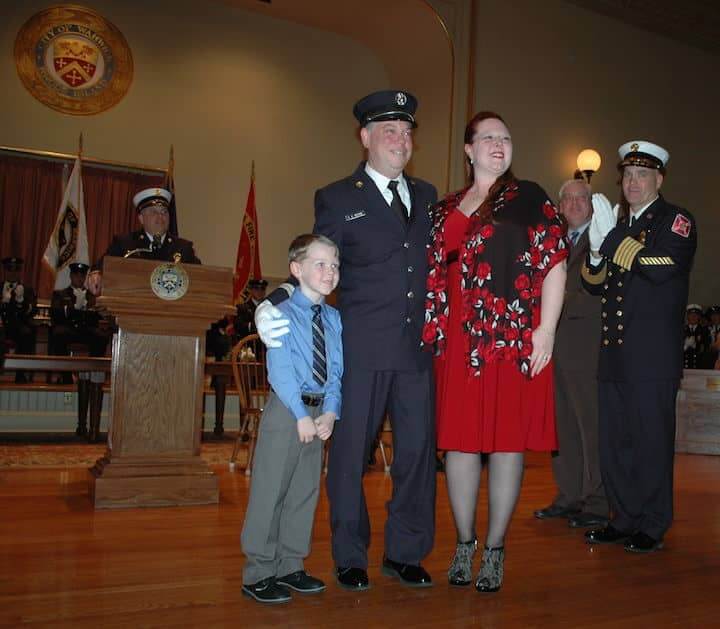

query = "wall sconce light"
[[574, 149, 601, 182]]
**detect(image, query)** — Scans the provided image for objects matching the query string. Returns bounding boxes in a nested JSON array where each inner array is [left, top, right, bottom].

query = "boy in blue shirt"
[[241, 234, 343, 604]]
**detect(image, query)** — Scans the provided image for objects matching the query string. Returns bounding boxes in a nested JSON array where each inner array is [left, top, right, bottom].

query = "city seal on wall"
[[14, 5, 133, 115], [150, 263, 190, 301]]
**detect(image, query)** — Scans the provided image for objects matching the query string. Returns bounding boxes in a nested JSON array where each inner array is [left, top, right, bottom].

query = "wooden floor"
[[1, 452, 719, 628]]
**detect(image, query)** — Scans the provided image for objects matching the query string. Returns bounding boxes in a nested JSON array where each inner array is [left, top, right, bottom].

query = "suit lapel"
[[569, 229, 589, 265], [353, 163, 407, 230]]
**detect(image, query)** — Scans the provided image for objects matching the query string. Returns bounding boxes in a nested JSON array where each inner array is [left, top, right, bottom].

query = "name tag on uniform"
[[344, 210, 366, 222]]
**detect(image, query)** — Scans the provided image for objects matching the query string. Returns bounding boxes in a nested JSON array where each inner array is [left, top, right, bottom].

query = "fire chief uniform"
[[315, 162, 437, 571], [581, 196, 696, 541]]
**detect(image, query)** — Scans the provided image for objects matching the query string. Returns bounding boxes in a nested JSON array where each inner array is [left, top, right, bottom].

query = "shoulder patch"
[[671, 213, 691, 238]]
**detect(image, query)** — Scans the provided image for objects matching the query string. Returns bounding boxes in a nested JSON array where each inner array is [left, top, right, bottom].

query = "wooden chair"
[[229, 334, 269, 475]]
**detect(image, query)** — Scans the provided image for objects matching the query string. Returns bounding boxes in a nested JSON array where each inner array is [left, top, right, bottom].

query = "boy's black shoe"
[[276, 570, 326, 593], [336, 567, 370, 591], [381, 556, 433, 587], [241, 577, 291, 604]]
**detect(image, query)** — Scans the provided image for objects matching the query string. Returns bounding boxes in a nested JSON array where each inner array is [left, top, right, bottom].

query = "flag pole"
[[77, 133, 83, 219], [168, 144, 175, 179]]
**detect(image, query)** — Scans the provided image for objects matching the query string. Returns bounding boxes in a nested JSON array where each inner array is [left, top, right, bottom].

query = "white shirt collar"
[[364, 163, 410, 211]]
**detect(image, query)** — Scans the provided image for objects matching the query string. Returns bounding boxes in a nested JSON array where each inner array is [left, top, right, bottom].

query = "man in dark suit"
[[256, 90, 438, 589], [1, 257, 38, 383], [86, 187, 200, 295], [235, 278, 268, 339], [582, 140, 696, 553], [534, 179, 608, 528], [50, 262, 113, 438]]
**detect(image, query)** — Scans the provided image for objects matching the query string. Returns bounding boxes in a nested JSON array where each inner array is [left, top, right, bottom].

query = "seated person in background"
[[683, 304, 709, 369], [207, 278, 268, 361], [51, 262, 113, 359], [236, 278, 268, 338], [241, 234, 342, 605], [51, 262, 113, 439], [87, 187, 200, 295], [1, 257, 37, 383]]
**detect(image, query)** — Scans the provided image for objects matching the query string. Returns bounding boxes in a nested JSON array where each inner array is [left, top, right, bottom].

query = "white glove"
[[254, 300, 290, 348], [684, 336, 696, 351], [589, 193, 619, 254], [73, 287, 87, 310], [1, 285, 11, 303], [13, 284, 24, 302]]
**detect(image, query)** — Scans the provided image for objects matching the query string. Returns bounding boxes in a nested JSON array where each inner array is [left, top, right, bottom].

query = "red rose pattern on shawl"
[[423, 182, 568, 376]]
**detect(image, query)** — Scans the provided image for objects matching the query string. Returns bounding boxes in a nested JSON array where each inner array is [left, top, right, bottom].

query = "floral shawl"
[[422, 180, 568, 376]]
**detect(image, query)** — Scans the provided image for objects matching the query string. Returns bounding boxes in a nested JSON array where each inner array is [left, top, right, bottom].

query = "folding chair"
[[229, 334, 269, 475]]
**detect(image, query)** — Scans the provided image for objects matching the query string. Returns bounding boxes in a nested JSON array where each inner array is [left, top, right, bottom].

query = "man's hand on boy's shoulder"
[[314, 412, 337, 441], [297, 416, 318, 443]]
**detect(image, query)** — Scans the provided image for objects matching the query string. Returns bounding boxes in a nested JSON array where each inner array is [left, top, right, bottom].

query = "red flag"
[[233, 163, 263, 304]]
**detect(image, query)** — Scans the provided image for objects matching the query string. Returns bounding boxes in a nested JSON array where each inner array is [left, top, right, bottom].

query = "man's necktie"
[[569, 230, 579, 246], [387, 180, 408, 224], [152, 235, 162, 253], [311, 304, 327, 386]]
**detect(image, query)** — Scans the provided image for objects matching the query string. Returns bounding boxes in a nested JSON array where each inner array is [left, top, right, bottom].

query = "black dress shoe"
[[585, 525, 631, 545], [534, 503, 581, 519], [624, 532, 664, 553], [568, 512, 609, 528], [277, 570, 326, 593], [241, 577, 292, 604], [381, 556, 433, 588], [336, 567, 370, 591]]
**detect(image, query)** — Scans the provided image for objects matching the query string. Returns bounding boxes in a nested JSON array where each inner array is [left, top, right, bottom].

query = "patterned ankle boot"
[[448, 539, 478, 586], [475, 545, 504, 593]]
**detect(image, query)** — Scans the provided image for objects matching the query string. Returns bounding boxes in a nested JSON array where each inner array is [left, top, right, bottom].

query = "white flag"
[[43, 157, 89, 290]]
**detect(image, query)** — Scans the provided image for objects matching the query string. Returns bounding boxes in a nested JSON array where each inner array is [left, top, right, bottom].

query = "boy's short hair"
[[288, 234, 339, 264]]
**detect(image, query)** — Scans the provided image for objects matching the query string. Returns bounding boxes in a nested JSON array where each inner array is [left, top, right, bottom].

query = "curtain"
[[0, 153, 164, 298]]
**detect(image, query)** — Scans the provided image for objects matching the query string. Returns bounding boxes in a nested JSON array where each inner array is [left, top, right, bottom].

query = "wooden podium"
[[89, 257, 234, 509]]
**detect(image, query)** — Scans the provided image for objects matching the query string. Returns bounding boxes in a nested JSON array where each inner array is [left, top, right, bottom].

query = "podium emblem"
[[150, 263, 189, 301]]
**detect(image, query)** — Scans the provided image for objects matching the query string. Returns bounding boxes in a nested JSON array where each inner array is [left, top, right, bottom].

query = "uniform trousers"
[[598, 379, 678, 540], [241, 393, 323, 584], [552, 367, 608, 515], [326, 367, 436, 568]]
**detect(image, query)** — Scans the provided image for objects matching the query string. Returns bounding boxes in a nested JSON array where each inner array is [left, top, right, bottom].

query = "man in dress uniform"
[[50, 262, 113, 439], [235, 278, 268, 339], [683, 304, 709, 369], [706, 305, 720, 368], [534, 179, 608, 528], [581, 140, 696, 553], [86, 187, 200, 295], [1, 257, 37, 383], [255, 90, 438, 589]]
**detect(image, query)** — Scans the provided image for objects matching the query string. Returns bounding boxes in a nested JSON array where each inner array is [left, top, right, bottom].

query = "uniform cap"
[[353, 90, 418, 128], [618, 140, 669, 170], [133, 188, 172, 213]]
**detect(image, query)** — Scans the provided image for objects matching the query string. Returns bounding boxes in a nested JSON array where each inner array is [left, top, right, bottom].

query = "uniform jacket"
[[50, 286, 102, 328], [313, 162, 437, 371], [581, 195, 696, 381], [555, 228, 600, 374], [96, 230, 200, 268]]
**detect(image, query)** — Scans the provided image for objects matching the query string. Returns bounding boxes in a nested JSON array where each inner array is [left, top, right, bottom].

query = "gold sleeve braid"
[[581, 260, 607, 285], [638, 255, 674, 266], [613, 237, 644, 271]]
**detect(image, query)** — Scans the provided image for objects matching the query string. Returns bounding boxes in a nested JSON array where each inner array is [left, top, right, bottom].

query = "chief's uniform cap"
[[686, 303, 703, 314], [707, 305, 720, 316], [618, 140, 669, 171], [248, 278, 268, 289], [2, 256, 23, 270], [69, 262, 90, 274], [133, 187, 172, 213], [353, 90, 418, 128]]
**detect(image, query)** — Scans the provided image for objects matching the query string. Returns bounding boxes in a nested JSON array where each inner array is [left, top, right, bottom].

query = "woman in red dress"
[[423, 112, 568, 592]]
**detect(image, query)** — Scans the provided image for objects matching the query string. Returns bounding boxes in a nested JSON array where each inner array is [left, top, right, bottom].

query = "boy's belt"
[[301, 393, 324, 407]]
